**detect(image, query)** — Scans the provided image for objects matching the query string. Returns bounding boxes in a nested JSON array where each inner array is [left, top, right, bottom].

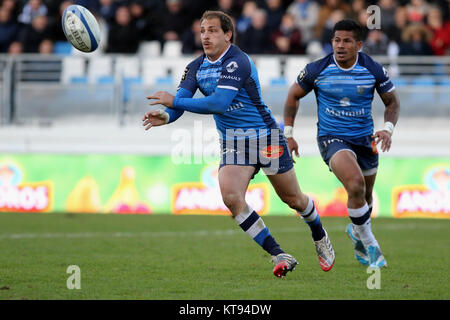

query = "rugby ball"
[[62, 5, 101, 53]]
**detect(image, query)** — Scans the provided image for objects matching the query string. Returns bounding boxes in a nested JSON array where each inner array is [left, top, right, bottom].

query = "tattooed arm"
[[283, 83, 309, 161], [373, 90, 400, 152]]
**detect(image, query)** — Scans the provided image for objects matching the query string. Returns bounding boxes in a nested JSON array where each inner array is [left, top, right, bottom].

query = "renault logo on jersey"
[[226, 61, 238, 73]]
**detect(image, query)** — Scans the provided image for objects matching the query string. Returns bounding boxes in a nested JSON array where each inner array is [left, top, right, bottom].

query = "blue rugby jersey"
[[296, 52, 395, 138], [178, 44, 278, 139]]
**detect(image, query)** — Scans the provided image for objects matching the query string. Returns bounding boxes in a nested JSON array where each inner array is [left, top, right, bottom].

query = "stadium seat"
[[138, 41, 161, 57], [284, 57, 309, 84], [53, 41, 73, 55], [87, 56, 113, 84], [411, 76, 435, 86], [61, 56, 86, 84], [255, 57, 282, 87], [391, 77, 409, 87], [162, 41, 182, 57], [437, 76, 450, 86], [115, 56, 140, 79], [142, 57, 172, 86], [170, 57, 193, 84]]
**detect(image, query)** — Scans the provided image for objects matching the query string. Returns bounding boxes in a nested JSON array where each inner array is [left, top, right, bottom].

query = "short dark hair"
[[332, 19, 364, 41], [200, 10, 235, 43]]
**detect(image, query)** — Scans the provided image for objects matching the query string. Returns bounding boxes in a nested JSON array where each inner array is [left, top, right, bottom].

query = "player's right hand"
[[142, 109, 169, 130], [287, 138, 300, 163]]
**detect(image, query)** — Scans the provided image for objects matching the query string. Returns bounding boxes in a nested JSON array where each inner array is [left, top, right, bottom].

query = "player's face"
[[200, 18, 231, 61], [332, 30, 362, 67]]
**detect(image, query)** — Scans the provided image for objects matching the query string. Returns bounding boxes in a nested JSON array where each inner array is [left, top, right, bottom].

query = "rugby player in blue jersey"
[[283, 19, 400, 268], [142, 10, 335, 277]]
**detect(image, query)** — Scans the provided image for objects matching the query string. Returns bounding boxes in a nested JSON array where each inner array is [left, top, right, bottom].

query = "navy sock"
[[307, 215, 326, 241], [262, 235, 284, 256]]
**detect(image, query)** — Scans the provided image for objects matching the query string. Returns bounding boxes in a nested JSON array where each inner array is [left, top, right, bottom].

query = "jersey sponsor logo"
[[325, 107, 366, 117], [260, 145, 284, 159], [340, 97, 351, 107], [371, 140, 378, 154], [357, 86, 365, 94], [298, 67, 307, 81], [220, 74, 241, 81], [382, 66, 389, 78], [379, 80, 391, 87], [226, 102, 244, 112], [181, 66, 190, 81], [321, 138, 344, 148], [226, 61, 238, 73]]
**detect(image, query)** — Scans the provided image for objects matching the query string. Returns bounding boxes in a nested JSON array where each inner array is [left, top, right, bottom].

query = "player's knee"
[[346, 177, 366, 199], [221, 193, 245, 215], [281, 194, 302, 211]]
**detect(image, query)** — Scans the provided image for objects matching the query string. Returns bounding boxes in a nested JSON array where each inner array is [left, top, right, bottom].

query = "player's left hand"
[[147, 91, 175, 108], [373, 130, 392, 152]]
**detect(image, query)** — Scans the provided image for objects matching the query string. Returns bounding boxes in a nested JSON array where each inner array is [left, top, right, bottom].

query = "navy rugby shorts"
[[219, 129, 293, 179], [317, 134, 378, 176]]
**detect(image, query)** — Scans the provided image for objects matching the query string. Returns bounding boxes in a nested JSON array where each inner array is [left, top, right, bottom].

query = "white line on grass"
[[0, 223, 445, 240]]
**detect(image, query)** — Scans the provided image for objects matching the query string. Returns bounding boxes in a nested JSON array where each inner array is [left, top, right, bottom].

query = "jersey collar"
[[205, 44, 232, 64], [333, 53, 359, 71]]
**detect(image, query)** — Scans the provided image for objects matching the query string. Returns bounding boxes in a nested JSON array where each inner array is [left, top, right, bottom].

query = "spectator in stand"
[[320, 9, 345, 54], [38, 38, 53, 54], [214, 0, 239, 18], [8, 40, 22, 54], [17, 14, 51, 52], [315, 0, 351, 40], [236, 1, 258, 35], [158, 0, 188, 42], [17, 0, 47, 25], [399, 23, 433, 55], [363, 29, 390, 55], [0, 5, 19, 52], [1, 0, 21, 20], [181, 18, 202, 55], [392, 5, 408, 45], [378, 0, 398, 37], [238, 8, 271, 54], [286, 0, 319, 45], [406, 0, 429, 23], [271, 12, 304, 54], [357, 7, 369, 40], [347, 0, 365, 22], [129, 0, 151, 40], [265, 0, 284, 35], [106, 5, 140, 53], [426, 5, 450, 55], [97, 0, 118, 24], [46, 0, 73, 42]]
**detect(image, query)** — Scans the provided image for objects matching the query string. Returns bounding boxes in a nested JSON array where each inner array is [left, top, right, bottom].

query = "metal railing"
[[0, 54, 449, 126]]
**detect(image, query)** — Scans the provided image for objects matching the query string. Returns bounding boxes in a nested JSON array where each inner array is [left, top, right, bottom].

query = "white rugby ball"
[[62, 5, 101, 53]]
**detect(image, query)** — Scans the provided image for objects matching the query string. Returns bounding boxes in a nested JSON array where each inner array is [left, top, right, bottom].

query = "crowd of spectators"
[[0, 0, 449, 56]]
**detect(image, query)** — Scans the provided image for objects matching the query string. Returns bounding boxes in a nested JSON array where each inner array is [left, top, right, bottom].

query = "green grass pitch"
[[0, 213, 448, 300]]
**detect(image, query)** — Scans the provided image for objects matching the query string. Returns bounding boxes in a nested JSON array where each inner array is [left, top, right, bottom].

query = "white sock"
[[353, 218, 379, 247], [348, 203, 378, 247]]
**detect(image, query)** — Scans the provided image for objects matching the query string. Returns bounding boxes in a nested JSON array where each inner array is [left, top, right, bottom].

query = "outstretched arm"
[[146, 88, 238, 115], [283, 82, 309, 161], [142, 87, 192, 130], [373, 90, 400, 152]]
